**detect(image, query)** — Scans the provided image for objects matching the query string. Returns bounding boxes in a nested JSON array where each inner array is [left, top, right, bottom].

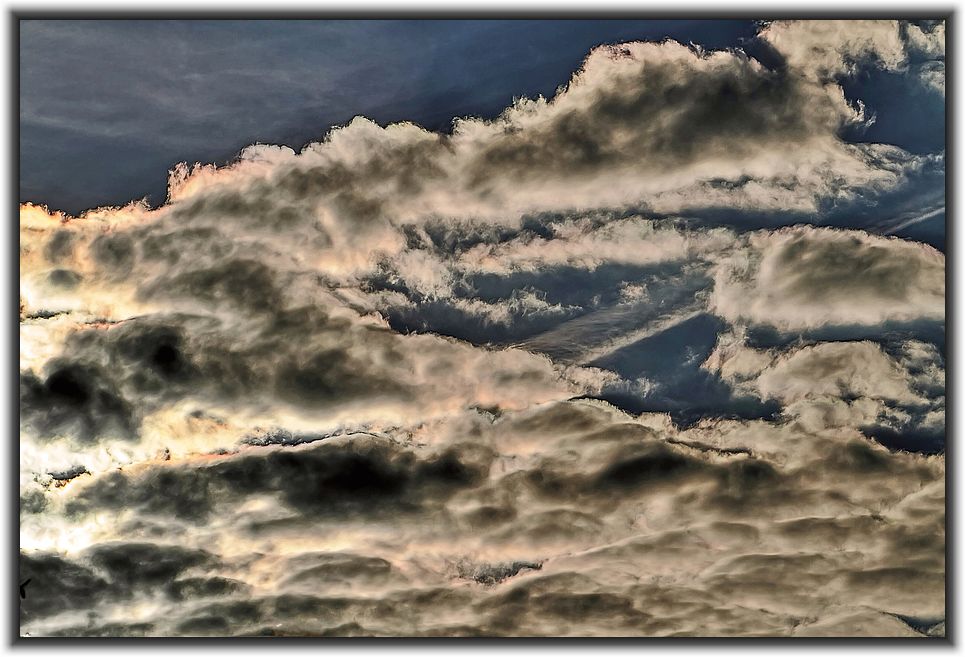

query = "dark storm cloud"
[[64, 398, 937, 535], [20, 315, 206, 442], [517, 439, 713, 502], [20, 360, 137, 443]]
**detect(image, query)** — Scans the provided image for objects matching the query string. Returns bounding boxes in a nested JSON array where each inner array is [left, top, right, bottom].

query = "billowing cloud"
[[21, 400, 943, 637], [710, 225, 944, 330], [19, 19, 944, 638], [760, 19, 907, 79], [704, 332, 944, 441]]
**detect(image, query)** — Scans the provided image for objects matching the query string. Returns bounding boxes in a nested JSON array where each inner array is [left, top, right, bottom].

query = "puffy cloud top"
[[711, 225, 944, 330]]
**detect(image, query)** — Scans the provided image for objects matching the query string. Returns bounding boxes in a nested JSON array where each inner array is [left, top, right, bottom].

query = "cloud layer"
[[21, 401, 944, 637], [19, 19, 944, 637]]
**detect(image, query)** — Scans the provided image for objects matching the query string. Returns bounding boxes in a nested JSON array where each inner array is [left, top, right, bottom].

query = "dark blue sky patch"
[[378, 297, 583, 346], [589, 311, 722, 383], [839, 68, 945, 155], [863, 424, 945, 455], [591, 313, 783, 425], [743, 318, 946, 358], [464, 260, 705, 308]]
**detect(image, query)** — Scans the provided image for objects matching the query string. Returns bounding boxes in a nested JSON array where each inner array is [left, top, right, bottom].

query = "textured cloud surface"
[[710, 225, 945, 330], [20, 19, 944, 637]]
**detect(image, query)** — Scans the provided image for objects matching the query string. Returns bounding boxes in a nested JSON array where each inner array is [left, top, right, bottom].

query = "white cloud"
[[760, 19, 907, 79], [906, 21, 945, 59], [704, 333, 944, 437], [918, 60, 946, 95], [457, 216, 733, 274], [710, 225, 944, 330], [906, 22, 946, 95]]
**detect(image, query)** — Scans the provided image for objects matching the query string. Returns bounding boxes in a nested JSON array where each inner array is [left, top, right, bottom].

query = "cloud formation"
[[760, 19, 907, 79], [710, 225, 944, 330], [906, 21, 946, 95], [760, 19, 945, 95], [21, 400, 944, 636], [19, 19, 944, 637], [703, 332, 944, 441]]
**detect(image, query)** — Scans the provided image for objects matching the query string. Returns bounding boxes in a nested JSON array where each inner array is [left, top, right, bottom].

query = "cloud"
[[455, 216, 733, 275], [760, 20, 907, 79], [707, 337, 936, 405], [19, 542, 219, 628], [703, 332, 944, 440], [906, 21, 945, 59], [21, 399, 944, 636], [449, 292, 577, 327], [906, 22, 946, 95], [917, 61, 946, 96], [18, 301, 612, 484], [18, 20, 945, 637], [18, 28, 934, 329], [67, 434, 495, 523], [760, 19, 946, 97], [710, 225, 944, 330], [146, 34, 925, 238]]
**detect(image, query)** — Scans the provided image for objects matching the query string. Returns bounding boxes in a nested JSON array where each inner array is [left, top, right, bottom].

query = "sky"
[[21, 20, 762, 213], [19, 19, 946, 638]]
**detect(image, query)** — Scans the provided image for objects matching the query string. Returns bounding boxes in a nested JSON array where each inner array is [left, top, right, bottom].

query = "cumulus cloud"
[[703, 332, 945, 441], [760, 19, 907, 79], [710, 225, 944, 330]]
